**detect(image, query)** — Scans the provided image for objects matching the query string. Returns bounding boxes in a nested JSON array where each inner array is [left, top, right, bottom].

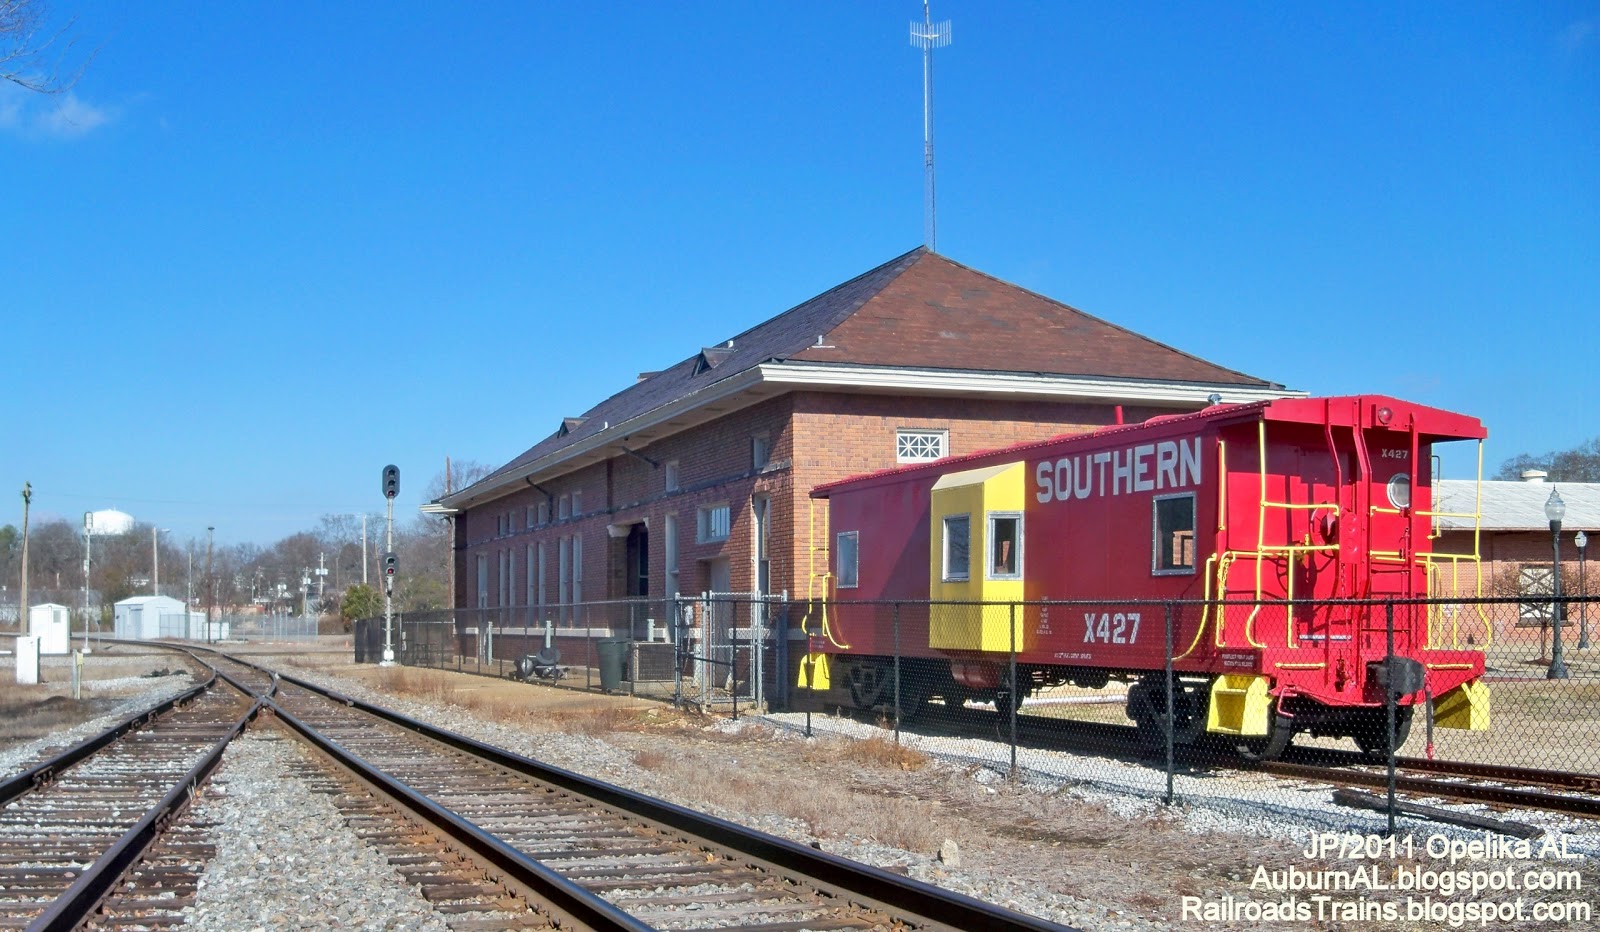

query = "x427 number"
[[1084, 612, 1141, 645]]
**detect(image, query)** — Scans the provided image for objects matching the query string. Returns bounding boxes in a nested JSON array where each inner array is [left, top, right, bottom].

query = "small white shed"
[[27, 603, 72, 655], [114, 596, 187, 640]]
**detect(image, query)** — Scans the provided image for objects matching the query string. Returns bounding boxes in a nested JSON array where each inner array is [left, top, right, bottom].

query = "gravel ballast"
[[180, 730, 450, 932]]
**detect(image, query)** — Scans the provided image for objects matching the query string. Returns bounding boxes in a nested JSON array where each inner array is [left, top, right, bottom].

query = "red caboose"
[[799, 395, 1491, 758]]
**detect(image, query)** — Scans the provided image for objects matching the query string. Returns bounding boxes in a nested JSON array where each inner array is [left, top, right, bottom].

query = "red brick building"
[[427, 248, 1296, 617]]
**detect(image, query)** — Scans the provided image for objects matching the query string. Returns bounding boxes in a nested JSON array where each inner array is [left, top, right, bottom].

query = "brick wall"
[[456, 389, 1192, 609]]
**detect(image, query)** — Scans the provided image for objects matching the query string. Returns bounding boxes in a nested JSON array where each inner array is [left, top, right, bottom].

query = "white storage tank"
[[28, 603, 72, 654], [87, 509, 135, 536]]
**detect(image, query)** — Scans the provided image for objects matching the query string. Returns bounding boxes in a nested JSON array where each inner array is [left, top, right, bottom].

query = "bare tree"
[[1, 0, 90, 93], [1495, 437, 1600, 482]]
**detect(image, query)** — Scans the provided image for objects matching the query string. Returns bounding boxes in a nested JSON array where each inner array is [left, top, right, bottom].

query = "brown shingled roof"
[[455, 247, 1280, 501]]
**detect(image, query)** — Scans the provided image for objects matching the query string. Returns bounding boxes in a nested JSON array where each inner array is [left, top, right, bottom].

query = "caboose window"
[[988, 513, 1022, 579], [943, 514, 971, 581], [836, 531, 860, 589], [1153, 493, 1196, 575]]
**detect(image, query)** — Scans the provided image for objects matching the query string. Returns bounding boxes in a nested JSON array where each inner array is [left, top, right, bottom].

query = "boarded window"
[[989, 513, 1021, 579], [1153, 494, 1196, 574]]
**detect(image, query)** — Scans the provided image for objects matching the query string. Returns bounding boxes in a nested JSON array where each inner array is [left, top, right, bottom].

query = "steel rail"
[[23, 697, 263, 932], [265, 695, 654, 932], [0, 671, 215, 808], [272, 668, 1077, 932]]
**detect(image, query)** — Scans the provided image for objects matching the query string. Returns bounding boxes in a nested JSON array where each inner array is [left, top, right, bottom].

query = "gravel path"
[[179, 730, 450, 931]]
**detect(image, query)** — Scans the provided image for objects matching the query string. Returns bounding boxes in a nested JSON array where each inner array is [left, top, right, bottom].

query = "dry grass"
[[806, 734, 929, 771], [0, 687, 105, 742]]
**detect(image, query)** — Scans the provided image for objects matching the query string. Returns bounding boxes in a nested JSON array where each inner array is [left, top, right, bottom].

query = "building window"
[[498, 549, 509, 607], [836, 531, 860, 589], [536, 542, 547, 608], [496, 514, 505, 537], [664, 514, 679, 597], [525, 545, 536, 608], [572, 490, 583, 517], [752, 435, 771, 471], [988, 513, 1022, 579], [942, 514, 970, 581], [572, 533, 583, 603], [1153, 493, 1196, 575], [526, 505, 537, 529], [558, 537, 570, 613], [558, 494, 571, 521], [897, 429, 948, 463], [476, 555, 488, 609], [698, 503, 731, 543], [665, 460, 680, 492], [537, 501, 549, 526]]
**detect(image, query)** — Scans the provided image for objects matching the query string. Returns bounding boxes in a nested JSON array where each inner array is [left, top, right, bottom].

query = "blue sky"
[[3, 2, 1596, 547]]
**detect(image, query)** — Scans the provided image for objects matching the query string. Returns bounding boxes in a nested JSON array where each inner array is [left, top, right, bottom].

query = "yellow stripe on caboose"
[[928, 461, 1026, 652]]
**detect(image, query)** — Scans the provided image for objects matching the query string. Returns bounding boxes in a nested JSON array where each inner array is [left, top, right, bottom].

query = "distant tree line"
[[1494, 437, 1600, 483], [3, 461, 493, 630]]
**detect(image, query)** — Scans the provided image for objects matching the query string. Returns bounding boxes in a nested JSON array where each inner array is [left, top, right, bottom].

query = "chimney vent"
[[1521, 470, 1549, 483]]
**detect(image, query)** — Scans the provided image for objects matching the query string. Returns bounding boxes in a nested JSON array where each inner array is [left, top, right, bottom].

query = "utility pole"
[[19, 483, 30, 634], [316, 552, 328, 604], [205, 527, 215, 644], [362, 514, 369, 584]]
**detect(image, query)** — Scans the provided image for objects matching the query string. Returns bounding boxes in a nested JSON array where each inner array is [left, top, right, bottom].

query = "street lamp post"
[[1546, 489, 1569, 680], [1577, 529, 1589, 651]]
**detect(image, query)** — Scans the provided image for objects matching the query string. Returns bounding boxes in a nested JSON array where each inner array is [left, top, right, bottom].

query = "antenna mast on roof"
[[911, 1, 951, 252]]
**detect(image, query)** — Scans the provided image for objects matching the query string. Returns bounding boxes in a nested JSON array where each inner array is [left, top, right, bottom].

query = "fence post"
[[893, 603, 902, 745], [731, 605, 739, 722], [1385, 600, 1397, 837], [1164, 600, 1175, 807], [1008, 601, 1018, 777]]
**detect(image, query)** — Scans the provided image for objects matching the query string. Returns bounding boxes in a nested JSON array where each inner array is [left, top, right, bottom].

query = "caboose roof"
[[812, 394, 1486, 498], [440, 248, 1293, 510]]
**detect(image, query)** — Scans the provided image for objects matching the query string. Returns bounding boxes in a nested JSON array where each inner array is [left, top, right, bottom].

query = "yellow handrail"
[[1173, 553, 1220, 661], [802, 497, 851, 649]]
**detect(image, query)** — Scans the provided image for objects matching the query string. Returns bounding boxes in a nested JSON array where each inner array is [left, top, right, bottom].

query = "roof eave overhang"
[[436, 363, 1302, 511]]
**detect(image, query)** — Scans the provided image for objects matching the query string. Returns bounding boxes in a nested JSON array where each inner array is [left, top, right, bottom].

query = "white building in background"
[[87, 509, 135, 536], [113, 595, 224, 641], [114, 595, 186, 639], [28, 603, 71, 654]]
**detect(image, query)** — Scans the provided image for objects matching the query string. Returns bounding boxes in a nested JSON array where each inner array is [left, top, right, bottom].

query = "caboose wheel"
[[1350, 707, 1414, 760], [1234, 713, 1295, 761]]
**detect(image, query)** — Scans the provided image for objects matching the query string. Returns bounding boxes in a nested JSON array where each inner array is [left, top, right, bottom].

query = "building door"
[[626, 524, 649, 598]]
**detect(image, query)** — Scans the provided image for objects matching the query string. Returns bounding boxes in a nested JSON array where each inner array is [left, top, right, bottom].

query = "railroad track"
[[885, 701, 1600, 821], [260, 668, 1073, 930], [0, 657, 262, 931]]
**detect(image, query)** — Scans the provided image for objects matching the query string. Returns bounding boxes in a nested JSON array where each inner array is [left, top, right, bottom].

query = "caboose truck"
[[798, 396, 1492, 760]]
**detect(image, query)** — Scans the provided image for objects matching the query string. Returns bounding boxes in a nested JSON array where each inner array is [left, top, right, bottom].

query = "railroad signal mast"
[[380, 464, 400, 666]]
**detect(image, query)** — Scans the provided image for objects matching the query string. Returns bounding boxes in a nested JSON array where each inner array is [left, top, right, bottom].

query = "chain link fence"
[[782, 593, 1598, 828], [353, 594, 794, 714], [352, 592, 1597, 826]]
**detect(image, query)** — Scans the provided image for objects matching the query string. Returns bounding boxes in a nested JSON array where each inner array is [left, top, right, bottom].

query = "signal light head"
[[382, 464, 400, 499]]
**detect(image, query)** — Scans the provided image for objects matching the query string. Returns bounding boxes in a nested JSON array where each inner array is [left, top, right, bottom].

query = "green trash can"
[[597, 638, 632, 692]]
